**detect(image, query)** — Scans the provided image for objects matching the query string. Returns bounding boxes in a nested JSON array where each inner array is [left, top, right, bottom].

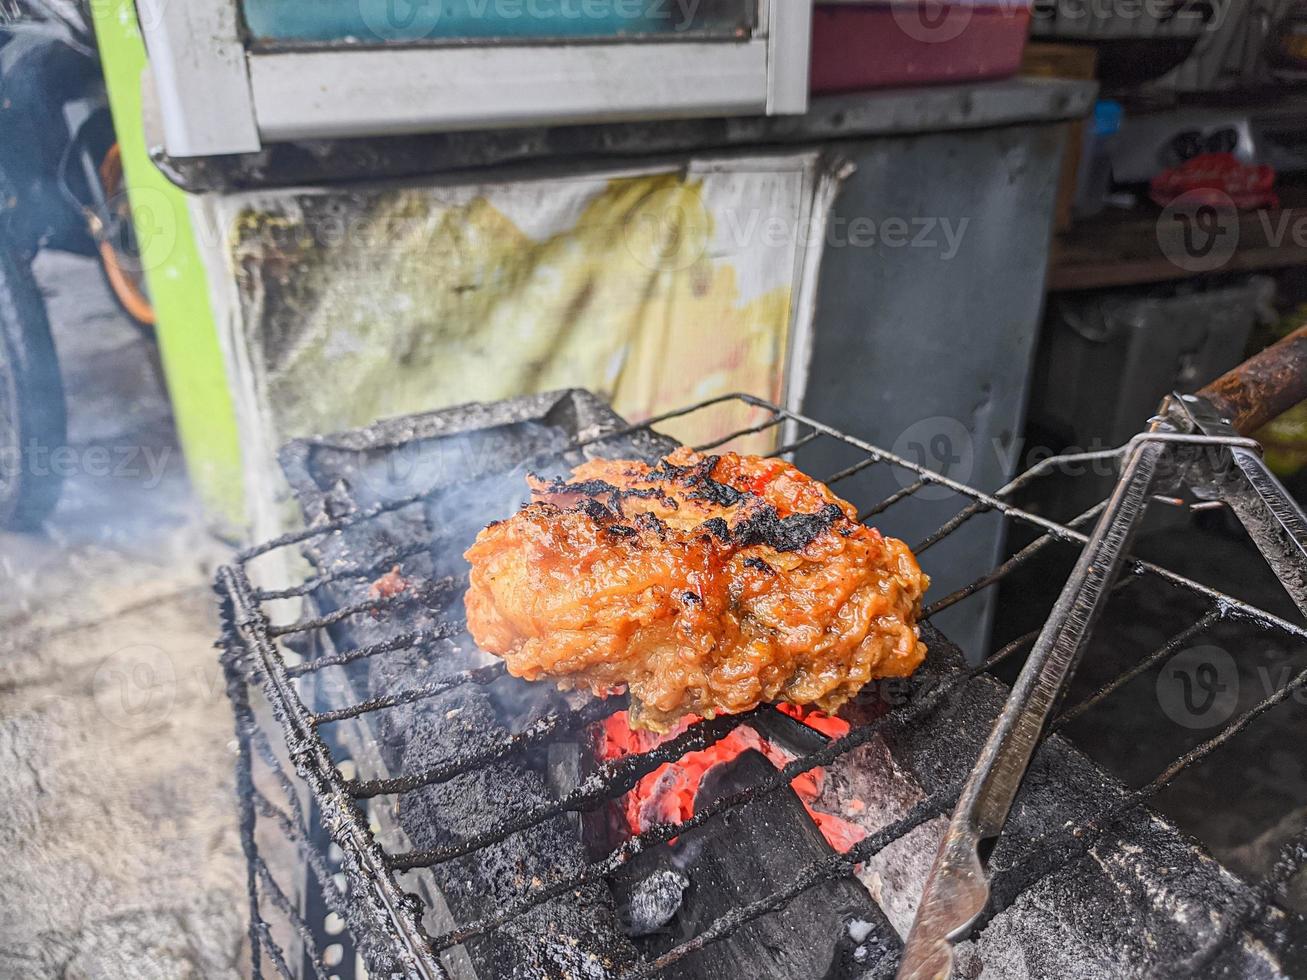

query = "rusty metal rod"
[[1199, 323, 1307, 435]]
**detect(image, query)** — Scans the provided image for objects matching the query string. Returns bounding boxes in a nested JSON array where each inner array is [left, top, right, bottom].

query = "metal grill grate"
[[217, 391, 1307, 979]]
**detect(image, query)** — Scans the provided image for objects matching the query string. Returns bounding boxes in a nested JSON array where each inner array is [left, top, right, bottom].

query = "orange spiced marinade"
[[465, 448, 929, 733]]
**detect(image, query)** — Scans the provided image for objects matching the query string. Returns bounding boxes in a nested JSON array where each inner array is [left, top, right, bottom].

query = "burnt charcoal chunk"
[[398, 696, 630, 979], [621, 869, 691, 937], [609, 751, 900, 979]]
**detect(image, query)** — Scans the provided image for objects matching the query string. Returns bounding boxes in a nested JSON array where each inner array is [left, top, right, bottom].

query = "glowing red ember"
[[597, 707, 867, 854], [369, 565, 408, 601]]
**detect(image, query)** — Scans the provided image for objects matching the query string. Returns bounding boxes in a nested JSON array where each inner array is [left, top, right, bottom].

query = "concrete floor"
[[0, 252, 247, 977]]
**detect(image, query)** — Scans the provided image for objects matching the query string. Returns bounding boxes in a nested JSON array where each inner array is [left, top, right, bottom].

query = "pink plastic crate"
[[811, 1, 1032, 94]]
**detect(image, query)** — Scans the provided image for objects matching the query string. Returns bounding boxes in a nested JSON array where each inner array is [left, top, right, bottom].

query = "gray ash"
[[620, 869, 691, 938]]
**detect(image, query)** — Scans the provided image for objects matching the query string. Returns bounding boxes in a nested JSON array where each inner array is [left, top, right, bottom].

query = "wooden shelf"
[[1051, 187, 1307, 292]]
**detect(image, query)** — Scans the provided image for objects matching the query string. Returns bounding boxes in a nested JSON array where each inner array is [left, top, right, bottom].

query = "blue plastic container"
[[242, 0, 724, 42]]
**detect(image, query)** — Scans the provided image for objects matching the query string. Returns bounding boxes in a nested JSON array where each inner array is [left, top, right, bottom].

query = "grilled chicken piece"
[[464, 448, 929, 732]]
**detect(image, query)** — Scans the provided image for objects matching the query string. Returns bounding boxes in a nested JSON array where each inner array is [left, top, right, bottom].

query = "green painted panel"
[[88, 1, 247, 533]]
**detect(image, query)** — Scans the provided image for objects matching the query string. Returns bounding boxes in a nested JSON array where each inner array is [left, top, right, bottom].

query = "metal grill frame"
[[217, 391, 1307, 979]]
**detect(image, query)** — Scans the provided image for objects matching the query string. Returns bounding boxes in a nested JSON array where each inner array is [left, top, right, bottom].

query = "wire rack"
[[217, 391, 1307, 980]]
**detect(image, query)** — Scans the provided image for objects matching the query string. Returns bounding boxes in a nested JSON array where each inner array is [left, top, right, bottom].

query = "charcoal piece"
[[620, 869, 691, 937], [397, 692, 630, 979], [609, 750, 902, 979]]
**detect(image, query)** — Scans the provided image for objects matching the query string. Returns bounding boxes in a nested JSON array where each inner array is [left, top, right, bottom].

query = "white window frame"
[[136, 0, 811, 158]]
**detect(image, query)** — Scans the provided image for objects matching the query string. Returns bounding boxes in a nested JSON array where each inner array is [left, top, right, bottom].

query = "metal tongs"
[[899, 326, 1307, 980]]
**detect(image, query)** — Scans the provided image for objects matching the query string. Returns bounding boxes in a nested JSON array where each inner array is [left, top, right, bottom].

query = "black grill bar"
[[388, 710, 763, 871], [285, 624, 464, 679], [914, 500, 987, 552], [922, 502, 1108, 620], [769, 430, 823, 458], [229, 650, 269, 980], [254, 791, 345, 909], [1098, 647, 1307, 825], [247, 726, 317, 856], [349, 696, 621, 799], [1050, 609, 1223, 732], [311, 663, 506, 725], [257, 862, 331, 980], [908, 494, 1306, 639], [691, 414, 785, 452], [422, 627, 1043, 955], [628, 788, 953, 979], [859, 479, 927, 522], [255, 542, 430, 601], [266, 576, 462, 639], [573, 391, 762, 452], [237, 492, 433, 563], [247, 726, 350, 920], [823, 455, 879, 486], [219, 392, 1307, 978], [982, 643, 1307, 925], [788, 403, 1307, 638], [221, 563, 448, 980], [991, 447, 1128, 500], [256, 923, 299, 980]]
